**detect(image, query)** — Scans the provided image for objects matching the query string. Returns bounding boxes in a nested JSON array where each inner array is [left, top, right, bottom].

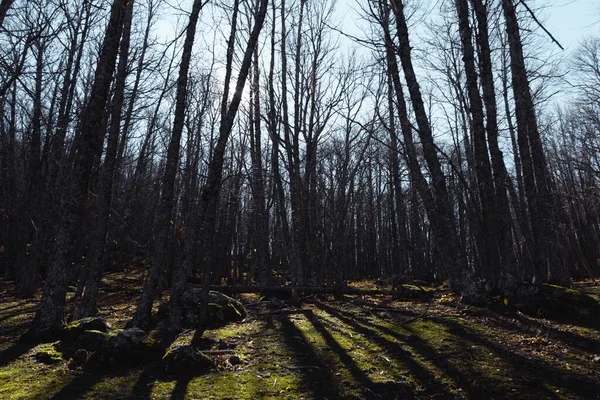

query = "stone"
[[228, 355, 241, 366], [512, 284, 600, 319], [63, 317, 109, 341], [180, 290, 247, 328], [32, 347, 63, 365], [86, 328, 165, 369], [75, 329, 109, 351]]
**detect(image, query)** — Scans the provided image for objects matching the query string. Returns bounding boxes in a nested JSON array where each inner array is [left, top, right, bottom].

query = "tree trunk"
[[133, 0, 206, 330], [471, 0, 519, 291], [0, 0, 15, 28], [168, 0, 269, 332], [501, 0, 569, 285], [388, 0, 480, 300], [27, 0, 129, 339], [454, 0, 498, 288], [76, 0, 135, 319]]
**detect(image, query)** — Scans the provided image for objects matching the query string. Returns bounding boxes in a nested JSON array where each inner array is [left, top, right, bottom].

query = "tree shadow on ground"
[[321, 300, 568, 399], [426, 316, 600, 399], [303, 308, 414, 399], [324, 299, 600, 399], [309, 300, 453, 398], [50, 368, 129, 400], [465, 306, 600, 355], [170, 375, 193, 400], [277, 312, 346, 399], [0, 339, 36, 368], [129, 366, 161, 400]]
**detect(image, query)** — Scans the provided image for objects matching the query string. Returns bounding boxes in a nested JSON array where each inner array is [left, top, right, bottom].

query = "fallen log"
[[205, 285, 432, 299], [206, 285, 392, 295]]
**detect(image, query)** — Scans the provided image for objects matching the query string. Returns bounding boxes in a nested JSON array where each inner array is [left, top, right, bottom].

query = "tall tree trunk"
[[27, 0, 129, 339], [168, 0, 269, 332], [388, 0, 480, 299], [76, 0, 135, 318], [133, 0, 206, 330], [0, 0, 15, 28], [248, 40, 269, 285], [15, 38, 45, 298], [454, 0, 498, 288], [501, 0, 569, 284], [471, 0, 519, 291]]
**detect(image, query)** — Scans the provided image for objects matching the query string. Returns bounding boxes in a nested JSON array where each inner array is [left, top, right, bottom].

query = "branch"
[[518, 0, 564, 50]]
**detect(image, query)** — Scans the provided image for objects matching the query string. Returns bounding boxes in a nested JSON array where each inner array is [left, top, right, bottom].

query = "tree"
[[132, 0, 207, 330], [27, 0, 130, 338]]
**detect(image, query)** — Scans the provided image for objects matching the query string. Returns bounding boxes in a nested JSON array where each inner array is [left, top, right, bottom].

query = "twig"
[[398, 297, 435, 324], [518, 0, 564, 50], [284, 365, 321, 370], [202, 350, 237, 354]]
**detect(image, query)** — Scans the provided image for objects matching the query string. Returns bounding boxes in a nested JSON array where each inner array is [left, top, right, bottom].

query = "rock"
[[593, 356, 600, 363], [396, 284, 433, 300], [512, 284, 600, 319], [86, 328, 165, 369], [160, 345, 213, 376], [68, 348, 91, 369], [180, 290, 247, 328], [63, 317, 109, 340], [75, 329, 109, 351], [32, 347, 63, 365]]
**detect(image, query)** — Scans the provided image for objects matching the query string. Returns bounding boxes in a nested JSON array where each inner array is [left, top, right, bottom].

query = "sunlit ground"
[[1, 274, 599, 399]]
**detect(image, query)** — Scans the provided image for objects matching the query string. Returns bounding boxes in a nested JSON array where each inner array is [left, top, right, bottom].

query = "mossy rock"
[[396, 284, 433, 300], [74, 329, 109, 351], [180, 290, 247, 328], [160, 345, 213, 376], [86, 328, 165, 369], [63, 317, 109, 341], [32, 346, 63, 365], [511, 284, 600, 319]]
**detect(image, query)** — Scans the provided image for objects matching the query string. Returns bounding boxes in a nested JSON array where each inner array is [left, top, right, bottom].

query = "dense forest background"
[[1, 0, 599, 338]]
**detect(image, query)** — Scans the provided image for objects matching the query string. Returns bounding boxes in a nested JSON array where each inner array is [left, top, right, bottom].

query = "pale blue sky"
[[544, 0, 599, 51]]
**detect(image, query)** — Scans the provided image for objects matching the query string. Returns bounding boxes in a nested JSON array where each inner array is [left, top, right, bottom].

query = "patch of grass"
[[0, 343, 73, 399], [1, 278, 600, 399]]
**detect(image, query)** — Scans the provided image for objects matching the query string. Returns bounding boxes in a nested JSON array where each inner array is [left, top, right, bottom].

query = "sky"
[[542, 0, 599, 51]]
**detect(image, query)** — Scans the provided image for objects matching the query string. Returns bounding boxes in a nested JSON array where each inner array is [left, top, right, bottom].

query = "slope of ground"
[[0, 273, 599, 399]]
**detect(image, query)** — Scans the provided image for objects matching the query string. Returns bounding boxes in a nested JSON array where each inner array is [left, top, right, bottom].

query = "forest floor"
[[1, 272, 600, 400]]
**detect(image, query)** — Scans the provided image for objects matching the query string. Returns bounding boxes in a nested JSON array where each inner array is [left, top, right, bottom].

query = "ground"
[[1, 273, 599, 399]]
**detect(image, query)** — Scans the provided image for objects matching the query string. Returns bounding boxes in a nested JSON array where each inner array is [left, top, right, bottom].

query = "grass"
[[1, 275, 599, 399]]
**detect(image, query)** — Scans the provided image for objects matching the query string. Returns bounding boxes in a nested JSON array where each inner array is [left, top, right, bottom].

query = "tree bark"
[[76, 0, 135, 318], [501, 0, 569, 284], [388, 0, 480, 300], [27, 0, 129, 339], [133, 0, 206, 330], [168, 0, 269, 332]]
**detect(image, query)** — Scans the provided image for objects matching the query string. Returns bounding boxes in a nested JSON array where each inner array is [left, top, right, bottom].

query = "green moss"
[[0, 343, 73, 399], [32, 344, 63, 365]]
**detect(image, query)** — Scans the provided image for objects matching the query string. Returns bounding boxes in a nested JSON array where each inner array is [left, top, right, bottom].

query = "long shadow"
[[277, 313, 345, 399], [130, 366, 160, 400], [318, 301, 560, 399], [170, 375, 193, 400], [482, 309, 600, 355], [426, 317, 600, 399], [0, 308, 36, 323], [0, 301, 37, 314], [50, 369, 125, 400], [309, 301, 453, 398], [128, 328, 184, 399], [0, 340, 36, 367], [304, 308, 413, 399]]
